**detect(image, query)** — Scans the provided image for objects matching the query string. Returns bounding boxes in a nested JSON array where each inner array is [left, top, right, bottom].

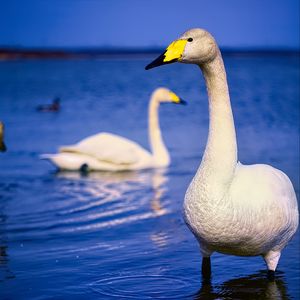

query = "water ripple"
[[5, 169, 170, 240], [89, 274, 196, 299]]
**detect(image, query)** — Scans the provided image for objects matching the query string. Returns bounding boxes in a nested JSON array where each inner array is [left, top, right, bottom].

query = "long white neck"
[[148, 95, 170, 167], [194, 50, 237, 198]]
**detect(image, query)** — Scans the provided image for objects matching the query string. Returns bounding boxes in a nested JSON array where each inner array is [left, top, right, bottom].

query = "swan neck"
[[148, 95, 170, 166], [196, 51, 237, 194]]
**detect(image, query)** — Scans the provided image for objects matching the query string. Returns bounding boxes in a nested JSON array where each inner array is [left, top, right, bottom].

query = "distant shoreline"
[[0, 47, 299, 60]]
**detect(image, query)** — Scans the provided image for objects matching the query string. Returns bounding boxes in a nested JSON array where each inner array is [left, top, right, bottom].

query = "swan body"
[[41, 132, 154, 171], [185, 162, 297, 260], [146, 29, 298, 274], [41, 88, 186, 171]]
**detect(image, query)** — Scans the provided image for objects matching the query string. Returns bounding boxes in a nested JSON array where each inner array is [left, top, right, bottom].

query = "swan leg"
[[263, 250, 281, 279], [200, 245, 213, 282], [201, 257, 211, 282]]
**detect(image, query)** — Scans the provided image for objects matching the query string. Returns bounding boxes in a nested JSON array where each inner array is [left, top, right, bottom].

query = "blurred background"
[[0, 0, 299, 49], [0, 1, 299, 299]]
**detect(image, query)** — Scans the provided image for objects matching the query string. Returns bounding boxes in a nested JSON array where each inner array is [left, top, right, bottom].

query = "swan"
[[41, 88, 186, 171], [0, 121, 7, 152], [146, 28, 299, 278]]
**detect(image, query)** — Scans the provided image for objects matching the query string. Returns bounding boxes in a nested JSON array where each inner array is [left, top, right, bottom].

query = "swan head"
[[145, 28, 218, 69], [152, 87, 187, 105]]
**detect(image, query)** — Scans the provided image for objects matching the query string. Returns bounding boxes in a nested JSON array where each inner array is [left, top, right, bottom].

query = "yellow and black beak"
[[169, 91, 187, 105], [145, 40, 187, 70], [177, 98, 187, 105]]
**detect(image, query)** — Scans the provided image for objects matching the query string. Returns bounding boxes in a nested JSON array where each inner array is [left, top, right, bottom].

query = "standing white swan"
[[41, 88, 186, 171], [146, 29, 298, 278]]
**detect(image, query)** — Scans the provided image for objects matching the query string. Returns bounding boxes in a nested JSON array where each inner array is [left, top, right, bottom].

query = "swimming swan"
[[41, 88, 186, 171], [146, 29, 298, 278]]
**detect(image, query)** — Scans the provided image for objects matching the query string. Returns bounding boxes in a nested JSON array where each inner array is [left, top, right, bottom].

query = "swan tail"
[[39, 152, 92, 171], [39, 154, 55, 160]]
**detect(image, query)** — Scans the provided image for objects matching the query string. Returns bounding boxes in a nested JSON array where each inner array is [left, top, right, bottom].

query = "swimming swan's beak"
[[145, 40, 187, 70], [178, 99, 187, 105], [169, 91, 187, 105]]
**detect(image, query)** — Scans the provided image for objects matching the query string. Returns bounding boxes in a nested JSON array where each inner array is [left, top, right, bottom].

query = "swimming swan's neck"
[[195, 51, 237, 197], [148, 96, 170, 167]]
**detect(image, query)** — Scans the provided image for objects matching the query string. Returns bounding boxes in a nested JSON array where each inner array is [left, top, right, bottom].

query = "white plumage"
[[41, 87, 185, 171], [184, 162, 298, 269], [146, 28, 298, 274], [41, 132, 153, 171]]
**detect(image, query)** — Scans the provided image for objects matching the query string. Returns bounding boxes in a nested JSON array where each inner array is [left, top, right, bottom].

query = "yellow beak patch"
[[163, 40, 187, 63], [169, 91, 180, 103]]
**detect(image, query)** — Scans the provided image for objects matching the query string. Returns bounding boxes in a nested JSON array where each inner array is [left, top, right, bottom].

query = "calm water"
[[0, 54, 299, 299]]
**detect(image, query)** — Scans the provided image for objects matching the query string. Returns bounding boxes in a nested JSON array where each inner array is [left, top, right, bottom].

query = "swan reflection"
[[54, 169, 169, 233], [195, 271, 290, 300]]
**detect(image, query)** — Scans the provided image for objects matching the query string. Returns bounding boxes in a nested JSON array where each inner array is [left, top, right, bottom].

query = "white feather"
[[59, 132, 150, 165]]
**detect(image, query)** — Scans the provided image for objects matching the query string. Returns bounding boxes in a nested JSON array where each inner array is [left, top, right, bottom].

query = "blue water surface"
[[0, 54, 299, 299]]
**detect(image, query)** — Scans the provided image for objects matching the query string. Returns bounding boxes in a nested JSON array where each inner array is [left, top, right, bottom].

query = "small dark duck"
[[37, 97, 61, 112]]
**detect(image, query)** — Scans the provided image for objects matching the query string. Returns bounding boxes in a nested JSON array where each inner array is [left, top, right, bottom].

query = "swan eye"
[[187, 38, 193, 42]]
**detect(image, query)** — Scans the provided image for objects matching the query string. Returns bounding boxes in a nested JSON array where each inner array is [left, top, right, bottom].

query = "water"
[[0, 54, 299, 299]]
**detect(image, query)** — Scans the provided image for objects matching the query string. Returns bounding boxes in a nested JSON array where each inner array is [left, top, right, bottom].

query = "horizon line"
[[0, 46, 299, 60], [1, 45, 299, 51]]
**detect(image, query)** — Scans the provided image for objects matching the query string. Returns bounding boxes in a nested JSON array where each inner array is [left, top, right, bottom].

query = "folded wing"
[[59, 132, 151, 165]]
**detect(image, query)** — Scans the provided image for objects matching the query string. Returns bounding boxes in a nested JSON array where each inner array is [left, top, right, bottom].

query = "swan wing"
[[59, 132, 151, 165], [230, 163, 298, 234], [221, 163, 298, 252], [231, 163, 298, 209]]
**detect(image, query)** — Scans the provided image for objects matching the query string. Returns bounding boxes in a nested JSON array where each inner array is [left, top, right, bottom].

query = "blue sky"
[[0, 0, 299, 49]]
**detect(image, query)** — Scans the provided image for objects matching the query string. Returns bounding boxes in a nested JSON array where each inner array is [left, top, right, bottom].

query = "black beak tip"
[[180, 99, 187, 105], [145, 52, 168, 70], [145, 64, 152, 70]]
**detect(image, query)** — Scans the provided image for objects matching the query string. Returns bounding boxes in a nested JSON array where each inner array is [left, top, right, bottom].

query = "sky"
[[0, 0, 299, 49]]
